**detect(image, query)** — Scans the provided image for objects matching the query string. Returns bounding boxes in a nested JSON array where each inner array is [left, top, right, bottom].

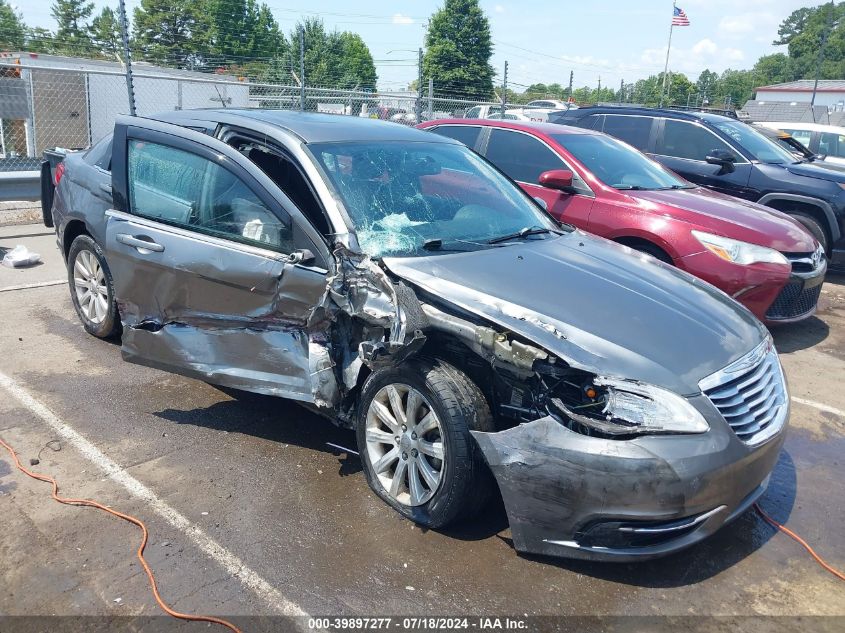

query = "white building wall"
[[755, 89, 845, 108]]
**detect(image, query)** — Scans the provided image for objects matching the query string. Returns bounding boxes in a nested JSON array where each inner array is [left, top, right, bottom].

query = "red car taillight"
[[53, 161, 65, 186]]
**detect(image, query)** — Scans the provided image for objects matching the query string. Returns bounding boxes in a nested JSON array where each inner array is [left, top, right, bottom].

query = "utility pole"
[[501, 61, 508, 114], [428, 77, 434, 119], [568, 70, 574, 100], [299, 25, 305, 110], [597, 76, 601, 95], [415, 47, 423, 124], [619, 78, 624, 103], [117, 0, 136, 116], [811, 1, 838, 121]]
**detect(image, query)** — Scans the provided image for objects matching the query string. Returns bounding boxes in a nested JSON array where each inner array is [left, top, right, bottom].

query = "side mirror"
[[705, 149, 737, 174], [538, 169, 576, 193], [288, 248, 315, 265]]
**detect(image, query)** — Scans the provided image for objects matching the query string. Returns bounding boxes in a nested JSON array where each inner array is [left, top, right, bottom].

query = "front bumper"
[[679, 251, 826, 324], [471, 394, 787, 561]]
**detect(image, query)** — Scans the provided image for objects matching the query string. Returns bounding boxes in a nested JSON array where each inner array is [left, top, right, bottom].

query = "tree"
[[335, 32, 376, 89], [752, 53, 795, 87], [51, 0, 95, 56], [695, 69, 719, 102], [133, 0, 202, 67], [25, 27, 56, 54], [774, 6, 818, 45], [90, 7, 122, 59], [423, 0, 494, 100], [290, 17, 376, 90], [716, 69, 756, 107], [0, 0, 26, 50]]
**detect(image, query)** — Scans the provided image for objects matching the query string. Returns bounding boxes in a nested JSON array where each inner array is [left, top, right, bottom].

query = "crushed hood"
[[383, 231, 766, 396]]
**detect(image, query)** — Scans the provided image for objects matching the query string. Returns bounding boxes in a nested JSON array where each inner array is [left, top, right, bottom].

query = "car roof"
[[559, 106, 738, 124], [761, 121, 845, 134], [153, 109, 458, 144], [421, 118, 594, 136]]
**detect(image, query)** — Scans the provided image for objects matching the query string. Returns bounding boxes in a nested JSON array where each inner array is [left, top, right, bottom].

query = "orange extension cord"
[[0, 437, 242, 633], [753, 502, 845, 582]]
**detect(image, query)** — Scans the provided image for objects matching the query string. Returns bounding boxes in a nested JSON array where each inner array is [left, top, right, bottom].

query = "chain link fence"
[[0, 58, 505, 182]]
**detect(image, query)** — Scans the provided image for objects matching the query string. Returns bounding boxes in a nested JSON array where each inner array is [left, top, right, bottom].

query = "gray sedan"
[[45, 110, 787, 560]]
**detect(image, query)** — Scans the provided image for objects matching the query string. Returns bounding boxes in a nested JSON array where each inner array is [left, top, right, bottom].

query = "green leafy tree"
[[0, 0, 26, 50], [291, 17, 376, 89], [334, 32, 376, 89], [90, 7, 122, 59], [25, 27, 56, 53], [695, 69, 719, 102], [782, 2, 845, 80], [51, 0, 95, 56], [752, 53, 795, 86], [774, 6, 818, 45], [716, 69, 756, 107], [423, 0, 494, 100], [133, 0, 202, 66]]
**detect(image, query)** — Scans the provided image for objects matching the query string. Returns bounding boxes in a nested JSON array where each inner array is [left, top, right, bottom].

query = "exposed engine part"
[[421, 303, 547, 374]]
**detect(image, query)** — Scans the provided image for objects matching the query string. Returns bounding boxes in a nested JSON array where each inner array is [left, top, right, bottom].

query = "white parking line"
[[0, 279, 66, 293], [0, 369, 309, 617], [792, 397, 845, 419]]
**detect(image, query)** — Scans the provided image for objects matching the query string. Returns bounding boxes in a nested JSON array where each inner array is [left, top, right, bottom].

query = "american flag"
[[672, 5, 690, 26]]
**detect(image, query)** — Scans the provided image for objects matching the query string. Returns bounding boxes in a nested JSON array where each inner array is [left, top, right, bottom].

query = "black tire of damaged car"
[[356, 357, 496, 528], [67, 235, 122, 340]]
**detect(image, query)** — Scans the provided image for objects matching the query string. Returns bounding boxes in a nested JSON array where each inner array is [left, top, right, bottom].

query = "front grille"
[[700, 341, 787, 445], [765, 281, 822, 320], [784, 251, 817, 273]]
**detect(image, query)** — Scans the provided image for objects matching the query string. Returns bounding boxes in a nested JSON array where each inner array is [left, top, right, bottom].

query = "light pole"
[[810, 2, 840, 121]]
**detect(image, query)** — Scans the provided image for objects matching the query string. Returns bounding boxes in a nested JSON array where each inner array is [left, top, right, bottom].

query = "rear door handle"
[[116, 233, 165, 253]]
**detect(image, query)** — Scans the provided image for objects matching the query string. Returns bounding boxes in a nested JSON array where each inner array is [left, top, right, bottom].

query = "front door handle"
[[116, 233, 165, 253]]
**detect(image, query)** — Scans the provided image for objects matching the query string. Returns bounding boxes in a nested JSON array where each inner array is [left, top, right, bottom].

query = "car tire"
[[789, 212, 829, 254], [67, 235, 121, 339], [356, 357, 495, 528]]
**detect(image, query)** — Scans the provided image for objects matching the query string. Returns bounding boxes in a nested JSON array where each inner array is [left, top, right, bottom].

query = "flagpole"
[[659, 1, 676, 107]]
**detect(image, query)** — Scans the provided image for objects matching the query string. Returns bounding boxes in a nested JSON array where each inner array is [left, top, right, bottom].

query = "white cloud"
[[495, 4, 506, 13], [718, 12, 779, 39], [392, 13, 414, 25], [640, 38, 745, 76]]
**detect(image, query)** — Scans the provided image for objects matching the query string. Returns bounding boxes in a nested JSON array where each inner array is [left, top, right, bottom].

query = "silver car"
[[45, 110, 788, 560]]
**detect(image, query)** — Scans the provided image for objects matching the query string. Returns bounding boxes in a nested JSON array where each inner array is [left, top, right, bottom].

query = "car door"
[[652, 118, 754, 199], [481, 127, 593, 226], [106, 116, 333, 403]]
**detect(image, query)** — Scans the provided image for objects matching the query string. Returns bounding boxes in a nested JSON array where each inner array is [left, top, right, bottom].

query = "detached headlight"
[[692, 230, 789, 266], [595, 378, 709, 434]]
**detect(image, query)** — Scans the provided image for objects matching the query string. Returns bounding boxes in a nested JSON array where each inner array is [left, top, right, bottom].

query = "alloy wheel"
[[73, 249, 109, 325], [365, 383, 445, 506]]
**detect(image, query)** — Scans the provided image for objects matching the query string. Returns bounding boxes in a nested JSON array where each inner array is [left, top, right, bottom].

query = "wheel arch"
[[62, 219, 93, 259], [757, 193, 840, 245], [611, 234, 676, 263]]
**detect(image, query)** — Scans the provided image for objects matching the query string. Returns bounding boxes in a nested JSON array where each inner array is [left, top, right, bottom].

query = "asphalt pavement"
[[1, 223, 844, 629]]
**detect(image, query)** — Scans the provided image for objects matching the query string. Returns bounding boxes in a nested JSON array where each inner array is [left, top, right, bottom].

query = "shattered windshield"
[[309, 141, 560, 258]]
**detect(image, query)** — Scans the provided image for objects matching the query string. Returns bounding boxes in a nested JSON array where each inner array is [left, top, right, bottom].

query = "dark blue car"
[[550, 106, 845, 267]]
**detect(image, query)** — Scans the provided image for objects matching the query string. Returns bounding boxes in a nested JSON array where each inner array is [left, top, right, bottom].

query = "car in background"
[[45, 110, 788, 562], [487, 111, 533, 121], [752, 124, 817, 162], [550, 106, 845, 263], [757, 121, 845, 166], [419, 118, 826, 324]]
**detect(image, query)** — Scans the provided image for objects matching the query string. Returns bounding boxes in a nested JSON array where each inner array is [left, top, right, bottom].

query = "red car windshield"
[[552, 133, 693, 191]]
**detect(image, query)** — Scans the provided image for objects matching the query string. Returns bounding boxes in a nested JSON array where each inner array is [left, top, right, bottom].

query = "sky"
[[17, 0, 834, 93]]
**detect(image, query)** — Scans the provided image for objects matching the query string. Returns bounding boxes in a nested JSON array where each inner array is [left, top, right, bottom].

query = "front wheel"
[[356, 358, 494, 528], [67, 234, 121, 339]]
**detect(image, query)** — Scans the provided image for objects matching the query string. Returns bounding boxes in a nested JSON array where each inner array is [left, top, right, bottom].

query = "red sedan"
[[418, 119, 827, 324]]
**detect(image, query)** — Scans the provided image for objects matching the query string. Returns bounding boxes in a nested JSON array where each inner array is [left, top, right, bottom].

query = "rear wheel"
[[67, 235, 120, 339], [356, 358, 494, 528]]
